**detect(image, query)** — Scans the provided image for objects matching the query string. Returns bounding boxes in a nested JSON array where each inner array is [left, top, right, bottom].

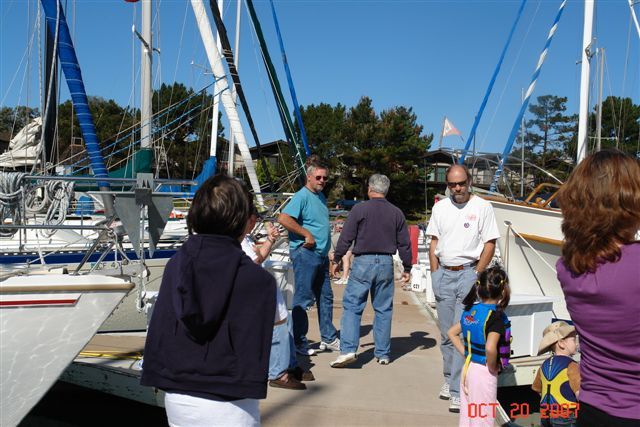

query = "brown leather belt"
[[442, 261, 477, 271]]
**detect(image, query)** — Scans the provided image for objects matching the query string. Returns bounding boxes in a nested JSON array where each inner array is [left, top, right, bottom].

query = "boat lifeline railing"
[[0, 222, 121, 281], [0, 174, 194, 245], [2, 174, 195, 311]]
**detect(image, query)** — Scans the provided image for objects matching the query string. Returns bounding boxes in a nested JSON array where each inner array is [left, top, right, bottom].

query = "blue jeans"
[[268, 316, 299, 380], [340, 254, 394, 359], [290, 247, 337, 346], [286, 314, 297, 369], [431, 265, 476, 399], [268, 323, 289, 380]]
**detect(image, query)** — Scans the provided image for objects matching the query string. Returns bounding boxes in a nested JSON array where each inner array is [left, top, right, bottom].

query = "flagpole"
[[438, 116, 445, 149]]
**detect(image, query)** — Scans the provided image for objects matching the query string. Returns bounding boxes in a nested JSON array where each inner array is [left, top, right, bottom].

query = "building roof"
[[248, 139, 290, 160]]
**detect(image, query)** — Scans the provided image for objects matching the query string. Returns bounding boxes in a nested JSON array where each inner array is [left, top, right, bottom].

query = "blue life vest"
[[460, 303, 512, 368], [539, 355, 578, 408]]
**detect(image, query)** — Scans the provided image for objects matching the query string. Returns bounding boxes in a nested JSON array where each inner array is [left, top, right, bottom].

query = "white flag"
[[442, 118, 461, 137]]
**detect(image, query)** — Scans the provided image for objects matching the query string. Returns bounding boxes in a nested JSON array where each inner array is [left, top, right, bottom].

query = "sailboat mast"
[[140, 0, 152, 150], [209, 0, 223, 161], [190, 0, 264, 203], [228, 0, 242, 177], [43, 24, 57, 167], [577, 0, 594, 164], [596, 48, 604, 151], [629, 0, 640, 39]]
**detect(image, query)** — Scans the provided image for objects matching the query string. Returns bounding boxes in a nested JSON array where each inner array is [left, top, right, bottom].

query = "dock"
[[60, 282, 462, 426]]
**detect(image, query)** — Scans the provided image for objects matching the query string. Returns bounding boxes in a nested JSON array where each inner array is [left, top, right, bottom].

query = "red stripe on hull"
[[0, 299, 78, 307]]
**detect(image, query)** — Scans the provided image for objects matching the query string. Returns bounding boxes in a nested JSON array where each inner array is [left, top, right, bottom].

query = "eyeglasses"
[[446, 180, 468, 188], [315, 176, 328, 182]]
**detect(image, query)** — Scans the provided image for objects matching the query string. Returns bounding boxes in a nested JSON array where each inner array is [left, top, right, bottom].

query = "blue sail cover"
[[40, 0, 109, 188], [194, 156, 217, 188], [158, 156, 216, 196]]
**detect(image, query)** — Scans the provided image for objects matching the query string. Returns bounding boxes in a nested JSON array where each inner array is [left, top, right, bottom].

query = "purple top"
[[556, 243, 640, 420]]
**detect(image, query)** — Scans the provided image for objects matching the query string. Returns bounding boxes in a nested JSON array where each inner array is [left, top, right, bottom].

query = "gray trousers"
[[431, 265, 477, 399]]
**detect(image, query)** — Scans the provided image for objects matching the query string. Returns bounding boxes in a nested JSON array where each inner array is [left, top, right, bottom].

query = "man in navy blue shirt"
[[330, 174, 412, 368]]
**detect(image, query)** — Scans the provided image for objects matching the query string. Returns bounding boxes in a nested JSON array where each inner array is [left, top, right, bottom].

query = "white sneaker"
[[329, 353, 357, 368], [295, 345, 316, 356], [439, 383, 450, 400], [376, 357, 390, 365], [448, 396, 460, 413], [319, 338, 340, 352]]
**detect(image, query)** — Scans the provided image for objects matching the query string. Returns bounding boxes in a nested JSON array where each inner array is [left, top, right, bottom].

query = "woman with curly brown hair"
[[556, 149, 640, 427]]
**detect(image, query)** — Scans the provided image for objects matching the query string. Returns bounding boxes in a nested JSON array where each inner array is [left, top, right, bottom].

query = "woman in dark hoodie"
[[141, 175, 277, 426]]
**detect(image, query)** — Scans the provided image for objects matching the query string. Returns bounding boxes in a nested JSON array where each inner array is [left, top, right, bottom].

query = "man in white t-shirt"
[[425, 164, 500, 413]]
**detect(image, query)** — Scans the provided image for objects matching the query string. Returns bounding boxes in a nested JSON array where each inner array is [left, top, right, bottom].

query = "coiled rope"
[[36, 179, 75, 237], [0, 172, 75, 237], [0, 172, 26, 237]]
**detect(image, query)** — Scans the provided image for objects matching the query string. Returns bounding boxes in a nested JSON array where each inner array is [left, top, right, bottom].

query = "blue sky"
[[1, 0, 638, 155]]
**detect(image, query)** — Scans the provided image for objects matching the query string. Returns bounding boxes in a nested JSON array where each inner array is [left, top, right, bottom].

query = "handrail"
[[482, 195, 560, 212], [523, 183, 561, 207], [514, 232, 562, 247]]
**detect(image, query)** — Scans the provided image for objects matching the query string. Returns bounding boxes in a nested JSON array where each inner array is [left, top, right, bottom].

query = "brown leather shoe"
[[289, 366, 315, 382], [269, 374, 306, 390]]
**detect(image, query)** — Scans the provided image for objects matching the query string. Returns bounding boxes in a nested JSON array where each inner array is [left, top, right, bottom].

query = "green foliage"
[[152, 83, 223, 179], [524, 95, 576, 169], [511, 95, 577, 186], [301, 96, 433, 218], [0, 106, 40, 135], [255, 152, 296, 192], [587, 96, 640, 156], [56, 97, 135, 169]]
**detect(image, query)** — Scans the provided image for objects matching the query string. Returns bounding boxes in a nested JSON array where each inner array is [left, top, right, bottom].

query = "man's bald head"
[[445, 164, 471, 184], [445, 164, 472, 204]]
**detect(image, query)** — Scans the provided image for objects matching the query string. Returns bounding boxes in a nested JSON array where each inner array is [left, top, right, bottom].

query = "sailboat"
[[0, 273, 134, 427], [481, 0, 639, 321], [0, 0, 180, 333]]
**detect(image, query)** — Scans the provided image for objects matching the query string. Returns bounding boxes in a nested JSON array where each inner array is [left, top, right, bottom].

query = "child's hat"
[[537, 321, 576, 355]]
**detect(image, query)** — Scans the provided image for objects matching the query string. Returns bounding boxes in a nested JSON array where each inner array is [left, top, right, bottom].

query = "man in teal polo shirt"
[[278, 156, 339, 356]]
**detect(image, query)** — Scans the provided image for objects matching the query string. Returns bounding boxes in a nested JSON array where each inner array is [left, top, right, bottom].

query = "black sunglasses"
[[315, 176, 328, 181], [446, 180, 468, 188]]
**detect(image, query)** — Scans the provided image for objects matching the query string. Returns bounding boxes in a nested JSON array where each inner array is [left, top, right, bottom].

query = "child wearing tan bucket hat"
[[532, 321, 581, 427], [536, 321, 578, 356]]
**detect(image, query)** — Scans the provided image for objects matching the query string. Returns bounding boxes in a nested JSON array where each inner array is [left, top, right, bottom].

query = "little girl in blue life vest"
[[531, 321, 580, 427], [448, 266, 511, 427]]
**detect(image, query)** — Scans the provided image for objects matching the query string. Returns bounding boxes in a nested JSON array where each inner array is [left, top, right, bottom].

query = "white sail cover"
[[190, 0, 264, 204], [0, 117, 42, 167]]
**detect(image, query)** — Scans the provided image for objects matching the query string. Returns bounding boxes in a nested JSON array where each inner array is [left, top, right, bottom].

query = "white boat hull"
[[487, 198, 570, 320], [0, 274, 133, 426]]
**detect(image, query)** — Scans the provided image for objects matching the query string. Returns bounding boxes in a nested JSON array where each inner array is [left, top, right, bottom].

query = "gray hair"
[[305, 155, 328, 177], [306, 163, 327, 177], [368, 174, 390, 196]]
